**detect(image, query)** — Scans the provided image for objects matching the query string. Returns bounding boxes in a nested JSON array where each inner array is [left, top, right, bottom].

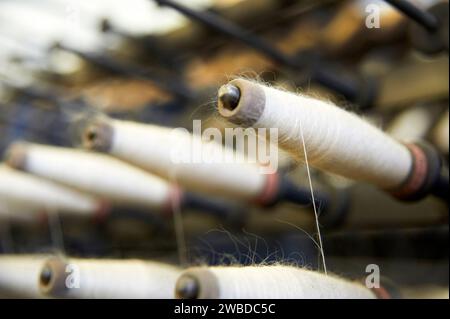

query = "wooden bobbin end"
[[4, 142, 29, 170], [39, 257, 69, 297], [81, 118, 114, 153], [175, 268, 220, 299], [217, 79, 265, 127]]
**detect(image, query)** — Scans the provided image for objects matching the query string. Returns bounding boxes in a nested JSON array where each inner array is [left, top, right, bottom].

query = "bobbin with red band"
[[390, 141, 445, 201]]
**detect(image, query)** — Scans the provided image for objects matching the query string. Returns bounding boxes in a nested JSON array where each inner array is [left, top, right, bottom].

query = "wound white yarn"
[[12, 143, 172, 210], [47, 258, 181, 299], [224, 79, 412, 189], [0, 255, 47, 298], [99, 119, 268, 200], [184, 265, 375, 299], [0, 165, 99, 217]]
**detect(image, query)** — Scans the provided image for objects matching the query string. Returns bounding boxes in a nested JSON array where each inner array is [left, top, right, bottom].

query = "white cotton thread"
[[40, 257, 181, 299], [218, 78, 413, 190], [178, 265, 376, 299], [0, 255, 48, 298], [6, 142, 173, 211], [0, 165, 101, 217], [82, 118, 270, 200]]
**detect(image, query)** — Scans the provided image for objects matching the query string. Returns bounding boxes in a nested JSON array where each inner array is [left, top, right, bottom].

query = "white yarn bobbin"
[[39, 257, 181, 299], [0, 255, 48, 298], [5, 142, 174, 212], [175, 265, 376, 299], [81, 117, 274, 202], [0, 165, 103, 218], [217, 79, 413, 190]]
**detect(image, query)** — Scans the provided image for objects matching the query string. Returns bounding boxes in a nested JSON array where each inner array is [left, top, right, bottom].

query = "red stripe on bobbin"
[[255, 173, 280, 206], [390, 143, 428, 200]]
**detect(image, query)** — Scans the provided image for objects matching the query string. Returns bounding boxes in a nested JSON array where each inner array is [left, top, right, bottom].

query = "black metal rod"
[[54, 43, 194, 100], [107, 206, 168, 228], [100, 18, 183, 70], [384, 0, 439, 32], [181, 191, 244, 225], [1, 80, 88, 112], [432, 166, 449, 203], [153, 0, 294, 66], [152, 0, 360, 102], [11, 87, 60, 105], [312, 69, 360, 103]]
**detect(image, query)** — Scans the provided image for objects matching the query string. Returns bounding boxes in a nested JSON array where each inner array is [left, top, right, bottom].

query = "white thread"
[[180, 265, 376, 299], [0, 165, 100, 217], [41, 258, 181, 299], [219, 79, 412, 189], [0, 255, 47, 298], [89, 119, 269, 200], [8, 143, 172, 211]]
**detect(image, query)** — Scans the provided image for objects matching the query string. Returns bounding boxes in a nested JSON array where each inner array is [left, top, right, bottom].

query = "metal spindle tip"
[[100, 18, 112, 33], [218, 84, 241, 111], [175, 275, 200, 299], [81, 119, 113, 153], [85, 127, 97, 143], [40, 266, 53, 287]]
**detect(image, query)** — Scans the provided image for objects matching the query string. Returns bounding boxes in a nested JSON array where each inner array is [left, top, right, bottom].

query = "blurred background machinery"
[[0, 0, 448, 299]]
